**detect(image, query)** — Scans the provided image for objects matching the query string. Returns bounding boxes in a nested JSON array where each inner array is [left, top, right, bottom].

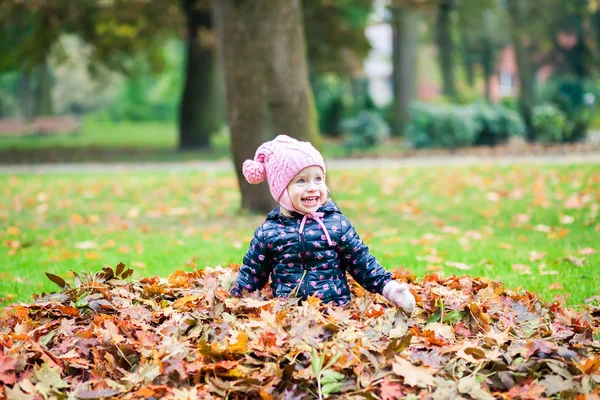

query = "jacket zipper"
[[300, 229, 308, 298]]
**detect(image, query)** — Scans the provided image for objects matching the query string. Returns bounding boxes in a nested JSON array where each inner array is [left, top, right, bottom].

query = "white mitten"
[[382, 281, 416, 314]]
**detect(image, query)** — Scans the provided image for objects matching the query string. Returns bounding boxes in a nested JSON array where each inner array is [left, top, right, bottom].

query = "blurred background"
[[1, 0, 600, 306], [0, 0, 599, 168]]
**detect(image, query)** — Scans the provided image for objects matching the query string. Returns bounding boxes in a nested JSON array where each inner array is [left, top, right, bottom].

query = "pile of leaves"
[[1, 263, 599, 399]]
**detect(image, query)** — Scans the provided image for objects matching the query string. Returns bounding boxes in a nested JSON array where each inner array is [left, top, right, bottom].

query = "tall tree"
[[0, 0, 182, 118], [302, 0, 372, 77], [212, 0, 319, 213], [456, 0, 506, 101], [436, 0, 457, 99], [505, 0, 542, 136], [390, 3, 420, 134], [179, 0, 222, 150]]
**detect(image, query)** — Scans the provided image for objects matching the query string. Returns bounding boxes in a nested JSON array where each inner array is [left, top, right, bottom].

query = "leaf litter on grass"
[[0, 263, 599, 399]]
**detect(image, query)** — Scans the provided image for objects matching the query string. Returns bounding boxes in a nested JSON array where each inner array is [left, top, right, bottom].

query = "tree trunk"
[[20, 70, 34, 122], [391, 5, 418, 136], [506, 0, 536, 139], [212, 0, 319, 213], [482, 39, 493, 102], [38, 49, 53, 116], [458, 27, 475, 88], [436, 0, 457, 99], [179, 0, 222, 150]]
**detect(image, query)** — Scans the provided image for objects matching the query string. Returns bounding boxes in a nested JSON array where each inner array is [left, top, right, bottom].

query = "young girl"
[[230, 135, 416, 313]]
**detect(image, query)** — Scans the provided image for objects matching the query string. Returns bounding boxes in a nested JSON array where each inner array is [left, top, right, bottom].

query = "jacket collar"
[[267, 200, 338, 221]]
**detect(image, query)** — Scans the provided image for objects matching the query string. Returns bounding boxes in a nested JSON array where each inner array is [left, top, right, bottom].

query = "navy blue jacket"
[[231, 201, 391, 305]]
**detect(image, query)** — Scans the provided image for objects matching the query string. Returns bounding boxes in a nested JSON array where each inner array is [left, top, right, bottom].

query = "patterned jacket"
[[230, 201, 392, 305]]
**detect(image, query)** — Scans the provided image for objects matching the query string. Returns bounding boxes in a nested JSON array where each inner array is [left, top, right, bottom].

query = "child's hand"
[[382, 281, 416, 314]]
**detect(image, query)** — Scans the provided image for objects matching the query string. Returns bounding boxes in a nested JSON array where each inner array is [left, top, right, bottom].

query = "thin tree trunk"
[[20, 70, 34, 122], [212, 0, 319, 213], [38, 49, 53, 116], [436, 0, 457, 99], [506, 0, 535, 139], [391, 5, 418, 135], [482, 39, 493, 102], [179, 0, 221, 150], [458, 27, 475, 87]]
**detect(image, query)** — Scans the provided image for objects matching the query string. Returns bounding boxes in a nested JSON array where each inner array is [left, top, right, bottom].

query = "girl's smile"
[[286, 166, 327, 214]]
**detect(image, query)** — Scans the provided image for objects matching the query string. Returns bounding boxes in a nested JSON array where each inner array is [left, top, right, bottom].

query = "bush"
[[537, 76, 598, 142], [314, 75, 353, 137], [405, 102, 524, 149], [531, 103, 571, 143], [341, 110, 390, 148], [475, 104, 526, 146]]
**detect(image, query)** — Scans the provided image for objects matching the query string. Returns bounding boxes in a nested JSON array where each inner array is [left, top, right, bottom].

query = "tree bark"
[[20, 70, 34, 122], [482, 38, 494, 102], [506, 0, 536, 139], [436, 0, 457, 99], [458, 27, 475, 88], [391, 5, 418, 135], [179, 0, 222, 150], [38, 48, 53, 116], [212, 0, 319, 213]]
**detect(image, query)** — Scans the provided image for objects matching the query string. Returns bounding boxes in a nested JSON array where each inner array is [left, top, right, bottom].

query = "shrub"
[[532, 103, 572, 143], [474, 104, 526, 146], [537, 76, 598, 142], [405, 102, 524, 149], [341, 110, 390, 149]]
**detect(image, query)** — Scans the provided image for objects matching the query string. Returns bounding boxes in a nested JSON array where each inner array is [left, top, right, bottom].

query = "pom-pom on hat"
[[242, 135, 326, 212]]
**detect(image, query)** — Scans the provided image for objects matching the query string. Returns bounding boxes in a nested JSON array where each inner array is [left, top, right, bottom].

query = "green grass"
[[0, 119, 179, 149], [1, 164, 599, 308], [0, 118, 409, 163], [0, 119, 234, 163]]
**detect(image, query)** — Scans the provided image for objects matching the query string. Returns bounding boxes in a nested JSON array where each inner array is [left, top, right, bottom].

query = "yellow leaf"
[[228, 332, 248, 354]]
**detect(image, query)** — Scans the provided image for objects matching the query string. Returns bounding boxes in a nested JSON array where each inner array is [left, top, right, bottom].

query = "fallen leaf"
[[445, 261, 472, 270], [379, 376, 404, 400], [0, 353, 17, 384], [392, 356, 436, 387]]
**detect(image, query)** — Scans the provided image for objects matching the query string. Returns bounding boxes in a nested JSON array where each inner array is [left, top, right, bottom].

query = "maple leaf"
[[34, 363, 69, 398], [0, 353, 17, 385], [392, 356, 436, 387], [578, 356, 600, 375], [379, 376, 404, 400], [227, 331, 249, 354]]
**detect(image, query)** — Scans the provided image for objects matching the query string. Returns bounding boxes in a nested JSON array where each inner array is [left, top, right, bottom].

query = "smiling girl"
[[230, 135, 415, 312]]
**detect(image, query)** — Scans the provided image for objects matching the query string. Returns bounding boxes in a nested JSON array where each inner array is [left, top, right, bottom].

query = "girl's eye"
[[297, 179, 305, 184], [316, 177, 322, 182]]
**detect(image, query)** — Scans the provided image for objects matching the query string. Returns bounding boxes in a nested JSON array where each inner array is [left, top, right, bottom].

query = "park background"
[[1, 1, 600, 399], [0, 0, 599, 309]]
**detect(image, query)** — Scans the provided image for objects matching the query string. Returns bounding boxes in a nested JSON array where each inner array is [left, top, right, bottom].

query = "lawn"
[[0, 119, 412, 163], [1, 163, 598, 309], [0, 119, 233, 163]]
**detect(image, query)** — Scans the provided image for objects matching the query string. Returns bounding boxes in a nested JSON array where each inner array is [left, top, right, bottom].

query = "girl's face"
[[286, 166, 327, 214]]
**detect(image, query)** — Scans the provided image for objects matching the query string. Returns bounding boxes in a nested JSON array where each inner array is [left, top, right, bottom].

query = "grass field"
[[0, 119, 411, 163], [1, 163, 599, 309]]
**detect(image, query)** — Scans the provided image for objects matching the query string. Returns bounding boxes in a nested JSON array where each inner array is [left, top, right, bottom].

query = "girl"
[[230, 135, 415, 313]]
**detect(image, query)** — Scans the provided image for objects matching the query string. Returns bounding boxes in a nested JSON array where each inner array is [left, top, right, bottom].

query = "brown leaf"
[[392, 356, 436, 387]]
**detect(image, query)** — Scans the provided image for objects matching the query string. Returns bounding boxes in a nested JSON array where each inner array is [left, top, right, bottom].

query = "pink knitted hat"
[[242, 135, 326, 212]]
